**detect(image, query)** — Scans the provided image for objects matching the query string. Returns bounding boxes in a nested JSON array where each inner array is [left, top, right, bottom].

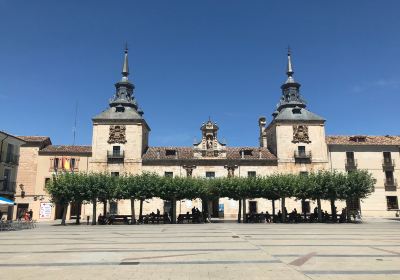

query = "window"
[[346, 152, 355, 161], [70, 158, 76, 170], [383, 152, 392, 164], [206, 172, 215, 179], [111, 172, 119, 177], [6, 143, 14, 162], [300, 171, 308, 176], [164, 172, 173, 177], [386, 196, 398, 210], [109, 201, 118, 214], [44, 178, 51, 187], [54, 158, 60, 170], [115, 106, 125, 112], [165, 149, 177, 156], [349, 136, 367, 142], [298, 146, 306, 156], [386, 171, 394, 182], [243, 149, 253, 156], [113, 146, 121, 156], [248, 171, 256, 177]]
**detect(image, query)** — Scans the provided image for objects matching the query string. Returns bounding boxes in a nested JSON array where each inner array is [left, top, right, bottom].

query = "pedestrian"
[[28, 209, 33, 221]]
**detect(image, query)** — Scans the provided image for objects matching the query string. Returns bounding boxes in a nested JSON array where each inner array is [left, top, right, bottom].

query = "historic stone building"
[[13, 48, 400, 221]]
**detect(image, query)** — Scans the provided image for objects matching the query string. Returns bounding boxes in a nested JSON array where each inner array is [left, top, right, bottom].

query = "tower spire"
[[286, 46, 295, 83], [121, 43, 129, 81]]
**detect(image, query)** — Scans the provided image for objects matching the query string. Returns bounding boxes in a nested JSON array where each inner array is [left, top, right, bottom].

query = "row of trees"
[[45, 170, 375, 225]]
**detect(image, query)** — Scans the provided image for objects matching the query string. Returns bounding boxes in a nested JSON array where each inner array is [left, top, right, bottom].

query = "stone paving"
[[1, 219, 400, 279]]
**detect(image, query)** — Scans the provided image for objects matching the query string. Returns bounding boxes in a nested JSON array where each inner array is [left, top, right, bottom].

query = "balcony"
[[382, 159, 395, 171], [0, 181, 16, 194], [1, 154, 19, 165], [107, 150, 124, 162], [385, 179, 398, 191], [345, 159, 357, 171], [294, 150, 312, 163]]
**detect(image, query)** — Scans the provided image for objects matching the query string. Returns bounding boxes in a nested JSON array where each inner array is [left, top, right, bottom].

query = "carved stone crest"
[[292, 125, 310, 143], [108, 125, 127, 144]]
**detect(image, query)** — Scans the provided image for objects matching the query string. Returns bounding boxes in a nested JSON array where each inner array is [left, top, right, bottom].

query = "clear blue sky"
[[0, 1, 399, 147]]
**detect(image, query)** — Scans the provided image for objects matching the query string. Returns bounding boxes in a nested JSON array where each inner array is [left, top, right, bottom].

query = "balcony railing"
[[0, 181, 16, 193], [1, 154, 19, 165], [294, 151, 312, 161], [382, 159, 395, 170], [345, 159, 357, 171], [385, 179, 398, 191], [107, 151, 124, 161]]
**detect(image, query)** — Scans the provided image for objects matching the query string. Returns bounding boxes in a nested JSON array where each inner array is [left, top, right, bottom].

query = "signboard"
[[218, 203, 224, 212], [39, 202, 52, 219]]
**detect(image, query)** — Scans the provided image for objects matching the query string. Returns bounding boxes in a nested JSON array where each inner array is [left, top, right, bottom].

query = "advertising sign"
[[39, 202, 52, 219]]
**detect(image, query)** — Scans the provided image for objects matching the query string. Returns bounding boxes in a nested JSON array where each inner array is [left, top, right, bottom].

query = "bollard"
[[86, 216, 90, 225]]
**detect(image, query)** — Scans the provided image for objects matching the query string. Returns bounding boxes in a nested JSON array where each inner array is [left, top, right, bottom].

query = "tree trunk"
[[242, 198, 246, 223], [346, 199, 351, 222], [75, 201, 81, 225], [171, 197, 177, 224], [130, 197, 136, 225], [92, 198, 97, 225], [61, 203, 68, 225], [302, 199, 307, 220], [139, 198, 144, 223], [281, 197, 286, 223], [330, 198, 337, 222], [317, 198, 322, 222], [103, 199, 107, 216], [272, 199, 276, 222], [202, 199, 208, 222], [237, 199, 242, 223]]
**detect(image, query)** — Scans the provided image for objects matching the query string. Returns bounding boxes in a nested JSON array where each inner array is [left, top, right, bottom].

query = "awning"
[[0, 197, 15, 205]]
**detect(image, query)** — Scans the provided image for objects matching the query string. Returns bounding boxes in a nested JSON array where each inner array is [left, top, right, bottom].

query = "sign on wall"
[[39, 202, 52, 219]]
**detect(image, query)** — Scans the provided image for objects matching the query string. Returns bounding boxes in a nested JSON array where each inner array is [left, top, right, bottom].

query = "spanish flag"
[[63, 157, 70, 171]]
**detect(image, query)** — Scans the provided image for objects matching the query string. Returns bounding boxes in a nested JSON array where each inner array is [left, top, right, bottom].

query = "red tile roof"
[[326, 135, 400, 145], [142, 146, 276, 162], [39, 145, 92, 155]]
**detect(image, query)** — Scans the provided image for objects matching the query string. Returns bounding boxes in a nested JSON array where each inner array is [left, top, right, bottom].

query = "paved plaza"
[[1, 220, 400, 280]]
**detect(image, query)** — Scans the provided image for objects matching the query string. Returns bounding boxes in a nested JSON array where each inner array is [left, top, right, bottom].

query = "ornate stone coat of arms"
[[292, 125, 311, 143], [108, 125, 127, 144]]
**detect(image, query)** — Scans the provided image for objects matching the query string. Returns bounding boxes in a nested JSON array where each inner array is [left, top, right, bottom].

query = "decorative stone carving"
[[292, 125, 311, 143], [183, 165, 196, 177], [108, 125, 127, 144]]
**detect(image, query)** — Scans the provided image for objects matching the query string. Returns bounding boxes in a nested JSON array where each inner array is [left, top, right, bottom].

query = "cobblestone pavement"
[[1, 219, 400, 279]]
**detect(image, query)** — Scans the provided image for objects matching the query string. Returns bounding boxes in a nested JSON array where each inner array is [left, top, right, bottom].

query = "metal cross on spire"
[[121, 43, 129, 81], [286, 45, 295, 83]]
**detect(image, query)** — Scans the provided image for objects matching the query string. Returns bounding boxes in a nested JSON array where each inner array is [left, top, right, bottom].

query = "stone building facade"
[[14, 49, 400, 221]]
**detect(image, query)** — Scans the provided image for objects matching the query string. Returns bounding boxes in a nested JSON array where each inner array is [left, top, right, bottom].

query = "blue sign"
[[219, 203, 224, 212]]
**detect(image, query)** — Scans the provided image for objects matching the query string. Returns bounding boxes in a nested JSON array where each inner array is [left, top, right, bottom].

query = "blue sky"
[[0, 1, 399, 147]]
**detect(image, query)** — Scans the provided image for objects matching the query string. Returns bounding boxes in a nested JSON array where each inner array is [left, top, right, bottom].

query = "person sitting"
[[265, 211, 271, 223]]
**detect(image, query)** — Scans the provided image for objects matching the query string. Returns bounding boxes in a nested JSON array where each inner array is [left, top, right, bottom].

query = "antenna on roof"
[[72, 101, 78, 146]]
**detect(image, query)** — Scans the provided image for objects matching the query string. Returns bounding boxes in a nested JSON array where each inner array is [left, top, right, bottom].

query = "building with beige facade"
[[13, 48, 400, 221]]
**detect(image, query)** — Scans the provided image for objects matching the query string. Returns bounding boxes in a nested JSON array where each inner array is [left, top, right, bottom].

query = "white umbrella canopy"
[[0, 197, 15, 205]]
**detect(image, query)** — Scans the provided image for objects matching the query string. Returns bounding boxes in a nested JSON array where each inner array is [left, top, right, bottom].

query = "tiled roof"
[[142, 146, 276, 161], [326, 135, 400, 146], [0, 131, 26, 143], [39, 145, 92, 155], [17, 136, 51, 147]]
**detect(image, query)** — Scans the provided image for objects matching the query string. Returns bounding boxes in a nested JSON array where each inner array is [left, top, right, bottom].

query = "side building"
[[0, 131, 25, 220]]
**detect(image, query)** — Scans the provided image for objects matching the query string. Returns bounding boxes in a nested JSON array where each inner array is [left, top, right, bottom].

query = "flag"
[[63, 157, 70, 171]]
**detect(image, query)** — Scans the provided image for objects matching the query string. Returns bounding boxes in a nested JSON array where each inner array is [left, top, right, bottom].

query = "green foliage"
[[45, 170, 376, 207]]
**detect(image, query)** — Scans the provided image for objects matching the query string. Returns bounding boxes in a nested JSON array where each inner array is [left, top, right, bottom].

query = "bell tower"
[[265, 49, 328, 171], [90, 46, 150, 174]]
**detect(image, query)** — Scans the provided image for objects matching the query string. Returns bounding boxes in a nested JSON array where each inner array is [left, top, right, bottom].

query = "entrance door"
[[16, 203, 29, 220], [211, 198, 219, 218], [55, 203, 64, 219], [249, 201, 257, 213], [70, 202, 81, 219]]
